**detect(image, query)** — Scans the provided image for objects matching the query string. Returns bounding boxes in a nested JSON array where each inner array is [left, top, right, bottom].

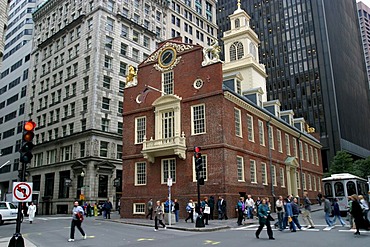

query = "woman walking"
[[68, 201, 87, 242], [275, 196, 285, 230], [255, 198, 275, 240], [154, 200, 166, 231], [185, 199, 195, 223]]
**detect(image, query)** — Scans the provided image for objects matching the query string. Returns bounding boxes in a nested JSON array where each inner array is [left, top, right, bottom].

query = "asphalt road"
[[0, 211, 369, 247]]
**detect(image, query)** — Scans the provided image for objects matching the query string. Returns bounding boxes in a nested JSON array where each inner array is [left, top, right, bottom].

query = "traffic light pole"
[[195, 171, 205, 228], [8, 120, 36, 247], [8, 162, 26, 247]]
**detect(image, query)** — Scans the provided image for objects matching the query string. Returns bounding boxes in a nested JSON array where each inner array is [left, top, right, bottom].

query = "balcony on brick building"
[[141, 132, 186, 163]]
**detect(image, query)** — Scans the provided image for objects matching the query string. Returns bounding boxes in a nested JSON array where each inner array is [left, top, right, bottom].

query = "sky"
[[358, 0, 370, 7]]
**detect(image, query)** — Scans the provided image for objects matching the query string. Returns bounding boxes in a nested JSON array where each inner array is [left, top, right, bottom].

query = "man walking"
[[68, 201, 87, 242], [103, 199, 113, 219], [323, 195, 333, 228], [217, 196, 228, 220], [302, 192, 315, 228], [245, 195, 255, 219], [146, 198, 153, 220]]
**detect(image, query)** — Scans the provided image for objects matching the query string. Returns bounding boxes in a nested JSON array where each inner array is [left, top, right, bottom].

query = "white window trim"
[[135, 116, 146, 144], [133, 203, 145, 214], [134, 162, 147, 186], [237, 156, 245, 182], [302, 173, 306, 190], [308, 174, 312, 191], [272, 165, 277, 186], [250, 160, 257, 184], [191, 104, 206, 135], [280, 167, 285, 188], [161, 158, 176, 184], [234, 108, 242, 137], [269, 125, 274, 150], [285, 134, 291, 155], [277, 130, 283, 153], [247, 114, 254, 142], [261, 162, 268, 185], [296, 171, 301, 189], [258, 120, 265, 146]]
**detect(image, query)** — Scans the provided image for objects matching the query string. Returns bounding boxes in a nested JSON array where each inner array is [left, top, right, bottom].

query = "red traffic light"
[[194, 146, 201, 153], [23, 131, 35, 142], [24, 121, 36, 131]]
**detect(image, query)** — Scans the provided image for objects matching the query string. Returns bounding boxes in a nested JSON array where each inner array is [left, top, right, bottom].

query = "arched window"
[[230, 44, 236, 61], [230, 42, 243, 61], [249, 42, 257, 58], [236, 42, 244, 59], [235, 18, 240, 28]]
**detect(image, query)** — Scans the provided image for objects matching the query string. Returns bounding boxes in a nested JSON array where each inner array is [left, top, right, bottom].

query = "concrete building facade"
[[121, 5, 322, 219], [0, 0, 39, 202], [25, 0, 218, 215]]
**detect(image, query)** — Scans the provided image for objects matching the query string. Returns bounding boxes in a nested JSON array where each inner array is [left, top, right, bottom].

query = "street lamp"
[[80, 170, 85, 201]]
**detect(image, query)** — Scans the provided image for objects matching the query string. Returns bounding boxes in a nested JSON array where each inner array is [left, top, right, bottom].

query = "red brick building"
[[121, 6, 323, 219]]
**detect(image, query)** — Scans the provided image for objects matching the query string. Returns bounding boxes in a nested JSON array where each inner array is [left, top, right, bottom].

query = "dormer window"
[[230, 41, 244, 61], [235, 18, 240, 28], [162, 71, 174, 95]]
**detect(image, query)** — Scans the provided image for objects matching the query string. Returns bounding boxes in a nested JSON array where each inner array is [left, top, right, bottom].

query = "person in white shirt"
[[27, 202, 36, 224], [68, 201, 87, 242], [245, 195, 255, 219]]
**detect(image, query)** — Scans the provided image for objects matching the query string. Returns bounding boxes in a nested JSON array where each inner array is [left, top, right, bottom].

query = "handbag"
[[204, 206, 210, 214], [288, 216, 292, 223], [267, 214, 275, 221]]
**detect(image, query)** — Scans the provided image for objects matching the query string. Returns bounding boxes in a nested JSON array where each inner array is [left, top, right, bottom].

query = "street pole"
[[195, 171, 205, 228], [8, 162, 26, 247], [167, 178, 172, 226]]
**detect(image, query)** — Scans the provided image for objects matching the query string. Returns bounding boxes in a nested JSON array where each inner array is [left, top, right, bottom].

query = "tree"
[[352, 156, 370, 179], [329, 151, 354, 175]]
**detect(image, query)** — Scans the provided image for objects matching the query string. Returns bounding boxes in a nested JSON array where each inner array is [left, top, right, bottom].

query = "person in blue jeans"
[[323, 195, 333, 227], [291, 197, 303, 230], [275, 196, 285, 230], [331, 198, 346, 226], [282, 196, 297, 231], [173, 199, 180, 222]]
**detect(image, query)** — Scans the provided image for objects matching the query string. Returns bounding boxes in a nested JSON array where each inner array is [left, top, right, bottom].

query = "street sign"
[[12, 182, 33, 202], [167, 177, 172, 187]]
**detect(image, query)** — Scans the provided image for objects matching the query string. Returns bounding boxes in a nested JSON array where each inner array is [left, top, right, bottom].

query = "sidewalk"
[[97, 204, 323, 232]]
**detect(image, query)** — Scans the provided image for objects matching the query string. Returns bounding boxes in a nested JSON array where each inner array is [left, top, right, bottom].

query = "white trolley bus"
[[322, 173, 369, 214]]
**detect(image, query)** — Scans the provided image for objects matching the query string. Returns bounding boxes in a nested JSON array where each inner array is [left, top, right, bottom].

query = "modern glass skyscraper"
[[358, 1, 370, 88], [217, 0, 370, 171]]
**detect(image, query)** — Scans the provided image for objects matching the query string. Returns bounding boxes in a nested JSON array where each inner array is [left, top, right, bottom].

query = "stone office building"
[[24, 0, 218, 215], [121, 5, 323, 219]]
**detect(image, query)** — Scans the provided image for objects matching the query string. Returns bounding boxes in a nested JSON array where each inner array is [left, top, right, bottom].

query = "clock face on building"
[[158, 47, 177, 68]]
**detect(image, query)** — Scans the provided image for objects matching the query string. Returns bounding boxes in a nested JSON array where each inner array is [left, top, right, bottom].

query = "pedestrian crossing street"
[[232, 224, 370, 234]]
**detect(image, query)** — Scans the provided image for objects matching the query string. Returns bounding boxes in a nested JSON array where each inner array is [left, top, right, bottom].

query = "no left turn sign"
[[12, 182, 33, 202]]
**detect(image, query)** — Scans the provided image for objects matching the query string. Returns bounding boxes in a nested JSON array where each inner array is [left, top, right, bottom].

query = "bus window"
[[357, 181, 368, 198], [324, 183, 333, 197], [346, 181, 356, 196], [334, 182, 344, 197]]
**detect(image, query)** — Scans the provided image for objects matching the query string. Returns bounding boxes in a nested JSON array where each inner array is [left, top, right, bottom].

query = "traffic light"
[[20, 120, 36, 164], [194, 146, 202, 172]]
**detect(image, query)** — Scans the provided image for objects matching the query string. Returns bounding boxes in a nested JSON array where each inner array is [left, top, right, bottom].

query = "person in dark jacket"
[[208, 196, 215, 220], [174, 199, 180, 222], [351, 194, 366, 235], [291, 197, 303, 230], [255, 198, 274, 240], [331, 198, 346, 226], [103, 199, 113, 219], [236, 197, 245, 226]]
